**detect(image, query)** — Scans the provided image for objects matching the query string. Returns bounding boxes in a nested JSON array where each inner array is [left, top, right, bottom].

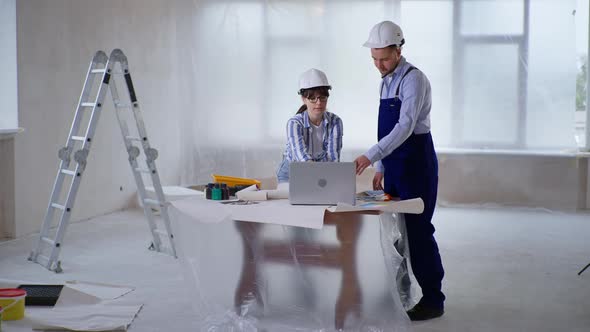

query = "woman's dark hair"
[[296, 86, 331, 115]]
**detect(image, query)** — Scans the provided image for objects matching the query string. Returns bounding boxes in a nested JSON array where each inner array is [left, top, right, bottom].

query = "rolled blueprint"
[[264, 189, 289, 199], [236, 190, 268, 201], [238, 184, 258, 192]]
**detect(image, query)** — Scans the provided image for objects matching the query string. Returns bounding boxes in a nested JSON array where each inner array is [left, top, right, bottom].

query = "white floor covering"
[[1, 206, 589, 332]]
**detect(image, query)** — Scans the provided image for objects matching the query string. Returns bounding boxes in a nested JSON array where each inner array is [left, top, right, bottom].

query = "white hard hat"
[[363, 21, 405, 48], [298, 68, 331, 93]]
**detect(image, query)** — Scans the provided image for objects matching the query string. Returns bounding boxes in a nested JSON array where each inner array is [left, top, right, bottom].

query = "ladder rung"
[[51, 203, 66, 210], [116, 103, 132, 109], [61, 169, 76, 176], [143, 198, 162, 207], [71, 136, 86, 141], [154, 229, 168, 237], [126, 136, 142, 142], [91, 69, 106, 74], [41, 236, 56, 247], [135, 167, 151, 174], [81, 102, 96, 107]]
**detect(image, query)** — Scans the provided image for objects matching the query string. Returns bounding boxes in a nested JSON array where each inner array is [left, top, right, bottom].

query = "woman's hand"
[[373, 172, 384, 190]]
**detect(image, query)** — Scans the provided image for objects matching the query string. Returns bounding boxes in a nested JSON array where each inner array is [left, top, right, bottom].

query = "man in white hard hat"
[[354, 21, 445, 321], [276, 68, 343, 182]]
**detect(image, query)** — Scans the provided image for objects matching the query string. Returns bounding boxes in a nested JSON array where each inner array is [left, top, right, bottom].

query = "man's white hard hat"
[[363, 20, 405, 48], [298, 68, 331, 93]]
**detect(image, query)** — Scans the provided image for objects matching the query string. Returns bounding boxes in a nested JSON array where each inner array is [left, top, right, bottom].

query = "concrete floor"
[[1, 206, 589, 332]]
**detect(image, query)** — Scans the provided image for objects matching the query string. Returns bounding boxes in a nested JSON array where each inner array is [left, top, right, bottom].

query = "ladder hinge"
[[74, 149, 89, 167], [146, 148, 158, 163], [128, 146, 140, 161], [58, 147, 72, 163]]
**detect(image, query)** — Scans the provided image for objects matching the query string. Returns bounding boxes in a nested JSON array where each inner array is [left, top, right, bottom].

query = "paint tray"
[[211, 174, 261, 188], [17, 284, 64, 306]]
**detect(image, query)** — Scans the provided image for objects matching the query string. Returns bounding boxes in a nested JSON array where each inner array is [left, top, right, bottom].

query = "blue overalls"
[[379, 66, 445, 309]]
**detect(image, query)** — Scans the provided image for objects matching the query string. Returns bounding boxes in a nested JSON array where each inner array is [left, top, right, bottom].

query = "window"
[[452, 0, 527, 148], [188, 0, 578, 151]]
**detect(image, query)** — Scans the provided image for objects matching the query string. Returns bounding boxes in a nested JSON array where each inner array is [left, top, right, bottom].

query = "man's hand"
[[354, 155, 371, 175], [373, 172, 384, 190]]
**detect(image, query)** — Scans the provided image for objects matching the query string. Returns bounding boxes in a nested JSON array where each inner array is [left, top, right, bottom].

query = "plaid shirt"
[[283, 111, 343, 162]]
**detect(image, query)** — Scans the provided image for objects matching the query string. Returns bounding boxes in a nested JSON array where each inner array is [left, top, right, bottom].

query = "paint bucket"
[[0, 289, 26, 321]]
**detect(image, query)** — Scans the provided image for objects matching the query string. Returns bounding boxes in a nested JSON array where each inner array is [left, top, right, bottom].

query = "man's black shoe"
[[406, 302, 444, 321]]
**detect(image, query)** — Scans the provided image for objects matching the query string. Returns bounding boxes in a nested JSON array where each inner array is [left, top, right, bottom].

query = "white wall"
[[0, 137, 15, 238], [14, 1, 184, 236], [0, 0, 17, 130]]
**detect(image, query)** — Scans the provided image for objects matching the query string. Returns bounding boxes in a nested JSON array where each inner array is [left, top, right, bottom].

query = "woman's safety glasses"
[[307, 96, 329, 103]]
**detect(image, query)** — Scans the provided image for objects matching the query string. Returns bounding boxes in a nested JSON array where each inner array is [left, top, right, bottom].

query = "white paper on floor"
[[26, 281, 142, 331], [64, 280, 134, 301]]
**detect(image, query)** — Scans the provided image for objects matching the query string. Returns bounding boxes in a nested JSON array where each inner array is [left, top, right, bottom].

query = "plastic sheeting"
[[175, 0, 580, 187], [12, 1, 585, 227], [170, 201, 418, 332]]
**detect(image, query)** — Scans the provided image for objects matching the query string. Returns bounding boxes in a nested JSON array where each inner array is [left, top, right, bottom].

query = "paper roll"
[[236, 190, 268, 201], [239, 184, 258, 192], [264, 189, 289, 199]]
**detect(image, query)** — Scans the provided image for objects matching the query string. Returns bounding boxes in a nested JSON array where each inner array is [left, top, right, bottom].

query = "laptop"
[[289, 162, 356, 205]]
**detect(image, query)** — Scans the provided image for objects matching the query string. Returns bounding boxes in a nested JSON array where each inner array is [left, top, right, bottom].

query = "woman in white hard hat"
[[276, 68, 343, 183], [354, 21, 445, 321]]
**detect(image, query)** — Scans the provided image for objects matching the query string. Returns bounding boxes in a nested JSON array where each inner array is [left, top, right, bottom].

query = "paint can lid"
[[0, 288, 26, 297]]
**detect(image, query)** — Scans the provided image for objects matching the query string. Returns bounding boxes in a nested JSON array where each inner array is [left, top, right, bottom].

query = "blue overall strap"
[[394, 66, 417, 98]]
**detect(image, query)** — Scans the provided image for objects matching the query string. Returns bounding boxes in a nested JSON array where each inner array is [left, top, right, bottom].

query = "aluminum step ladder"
[[29, 49, 177, 273]]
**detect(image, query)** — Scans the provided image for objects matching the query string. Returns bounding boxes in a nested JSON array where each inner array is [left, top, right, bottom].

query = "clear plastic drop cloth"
[[169, 200, 418, 332], [174, 0, 580, 187]]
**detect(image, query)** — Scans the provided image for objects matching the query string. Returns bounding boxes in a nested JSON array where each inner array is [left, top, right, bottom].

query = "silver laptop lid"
[[289, 162, 356, 205]]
